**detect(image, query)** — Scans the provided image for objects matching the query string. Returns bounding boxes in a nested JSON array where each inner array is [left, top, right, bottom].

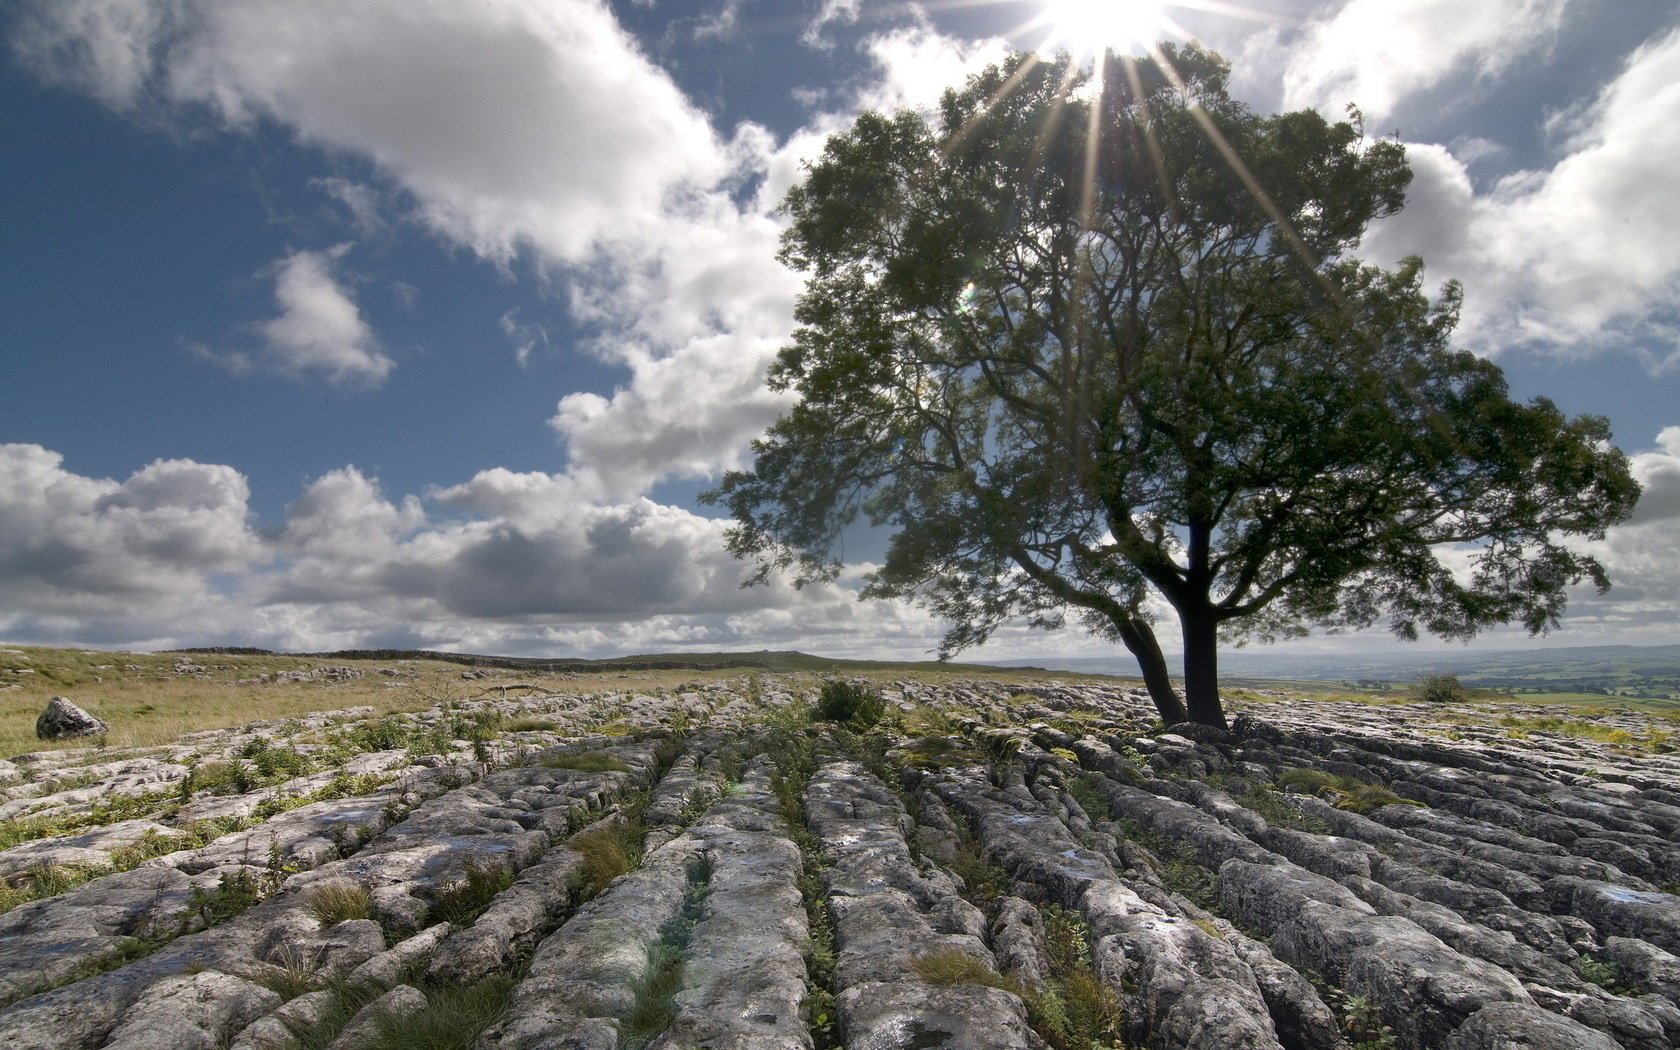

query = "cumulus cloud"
[[230, 245, 394, 385], [1361, 27, 1680, 366], [11, 0, 724, 266], [0, 444, 260, 618], [0, 442, 949, 656], [1559, 427, 1680, 642], [1278, 0, 1570, 122], [857, 22, 1012, 114]]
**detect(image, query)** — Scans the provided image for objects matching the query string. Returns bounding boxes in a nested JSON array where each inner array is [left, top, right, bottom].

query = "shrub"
[[1414, 674, 1468, 704], [814, 680, 885, 728]]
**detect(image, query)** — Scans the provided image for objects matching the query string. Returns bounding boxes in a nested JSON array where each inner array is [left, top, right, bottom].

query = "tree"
[[706, 47, 1640, 728]]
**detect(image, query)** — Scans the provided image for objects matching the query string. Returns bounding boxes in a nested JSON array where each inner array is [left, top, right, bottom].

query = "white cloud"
[[1361, 27, 1680, 366], [0, 445, 260, 617], [1559, 427, 1680, 642], [802, 0, 861, 50], [857, 22, 1012, 115], [498, 309, 549, 368], [10, 0, 723, 267], [310, 177, 384, 234], [1279, 0, 1570, 122], [250, 246, 394, 385]]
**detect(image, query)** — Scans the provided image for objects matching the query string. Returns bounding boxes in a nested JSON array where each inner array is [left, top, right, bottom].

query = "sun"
[[1039, 0, 1172, 59]]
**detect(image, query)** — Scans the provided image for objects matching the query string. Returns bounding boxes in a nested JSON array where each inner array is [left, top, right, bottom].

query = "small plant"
[[1579, 955, 1632, 995], [913, 948, 1009, 988], [1338, 992, 1396, 1049], [619, 854, 712, 1050], [814, 680, 885, 728], [187, 869, 264, 927], [984, 734, 1024, 787], [362, 976, 516, 1050], [947, 837, 1010, 903], [505, 716, 557, 732], [306, 882, 374, 926]]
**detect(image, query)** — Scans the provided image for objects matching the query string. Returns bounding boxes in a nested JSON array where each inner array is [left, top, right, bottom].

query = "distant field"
[[0, 645, 1119, 759], [8, 643, 1677, 760]]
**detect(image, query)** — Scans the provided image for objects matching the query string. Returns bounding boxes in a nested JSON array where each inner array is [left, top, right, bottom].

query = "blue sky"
[[2, 0, 1677, 661]]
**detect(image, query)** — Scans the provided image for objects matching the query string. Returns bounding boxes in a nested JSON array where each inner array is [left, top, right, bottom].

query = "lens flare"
[[1040, 0, 1170, 57]]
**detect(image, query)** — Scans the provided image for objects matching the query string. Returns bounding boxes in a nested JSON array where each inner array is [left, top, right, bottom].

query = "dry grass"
[[0, 645, 1141, 761]]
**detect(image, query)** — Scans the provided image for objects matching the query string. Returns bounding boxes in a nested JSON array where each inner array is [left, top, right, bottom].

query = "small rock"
[[35, 696, 109, 741]]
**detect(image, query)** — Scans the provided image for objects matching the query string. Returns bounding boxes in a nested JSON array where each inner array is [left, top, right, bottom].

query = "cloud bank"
[[5, 0, 1676, 657]]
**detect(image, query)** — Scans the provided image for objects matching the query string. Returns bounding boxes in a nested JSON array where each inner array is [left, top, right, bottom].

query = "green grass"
[[914, 908, 1123, 1050], [1273, 768, 1425, 815], [620, 854, 712, 1050], [362, 976, 517, 1050], [431, 861, 513, 927], [568, 806, 647, 901], [0, 863, 100, 914]]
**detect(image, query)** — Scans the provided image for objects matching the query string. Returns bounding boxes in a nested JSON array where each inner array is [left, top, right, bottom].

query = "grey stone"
[[1602, 935, 1680, 1007], [1444, 1002, 1623, 1050], [101, 971, 281, 1050], [34, 697, 107, 741]]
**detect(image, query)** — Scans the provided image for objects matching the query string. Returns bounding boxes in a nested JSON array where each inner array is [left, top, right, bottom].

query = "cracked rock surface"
[[0, 672, 1677, 1049]]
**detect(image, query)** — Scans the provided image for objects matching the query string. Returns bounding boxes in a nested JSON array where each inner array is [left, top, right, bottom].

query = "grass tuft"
[[432, 861, 513, 927], [306, 882, 374, 926]]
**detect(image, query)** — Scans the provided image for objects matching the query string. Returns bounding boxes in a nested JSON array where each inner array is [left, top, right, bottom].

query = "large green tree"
[[707, 47, 1640, 728]]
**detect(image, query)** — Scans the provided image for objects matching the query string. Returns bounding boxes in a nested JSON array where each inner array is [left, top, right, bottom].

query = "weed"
[[947, 837, 1010, 904], [1272, 768, 1422, 815], [0, 863, 99, 915], [1064, 774, 1114, 823], [187, 868, 265, 927], [504, 716, 557, 732], [620, 854, 712, 1050], [1579, 955, 1633, 995], [913, 948, 1009, 988]]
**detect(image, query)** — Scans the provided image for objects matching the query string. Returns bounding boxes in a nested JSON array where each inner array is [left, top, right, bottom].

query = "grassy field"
[[8, 643, 1676, 761], [0, 645, 1116, 759]]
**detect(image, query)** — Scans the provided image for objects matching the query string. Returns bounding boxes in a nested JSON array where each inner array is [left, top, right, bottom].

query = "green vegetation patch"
[[1273, 768, 1425, 816], [814, 679, 885, 729]]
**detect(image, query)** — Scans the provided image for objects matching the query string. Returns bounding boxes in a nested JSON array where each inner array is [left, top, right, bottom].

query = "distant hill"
[[983, 643, 1680, 700], [170, 646, 1030, 678]]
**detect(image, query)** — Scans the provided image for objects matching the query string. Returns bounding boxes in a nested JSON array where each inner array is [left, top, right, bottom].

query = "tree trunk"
[[1116, 617, 1188, 726], [1180, 611, 1226, 729]]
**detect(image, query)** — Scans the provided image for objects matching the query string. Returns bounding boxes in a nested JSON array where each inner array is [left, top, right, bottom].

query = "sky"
[[2, 0, 1678, 664]]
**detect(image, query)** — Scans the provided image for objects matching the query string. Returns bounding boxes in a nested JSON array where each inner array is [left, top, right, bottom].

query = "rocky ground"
[[0, 674, 1678, 1049]]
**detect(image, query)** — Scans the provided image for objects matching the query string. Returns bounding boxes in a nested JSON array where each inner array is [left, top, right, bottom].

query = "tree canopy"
[[706, 46, 1641, 727]]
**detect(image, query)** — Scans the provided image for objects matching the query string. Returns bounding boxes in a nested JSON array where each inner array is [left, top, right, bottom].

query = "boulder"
[[35, 697, 108, 741]]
